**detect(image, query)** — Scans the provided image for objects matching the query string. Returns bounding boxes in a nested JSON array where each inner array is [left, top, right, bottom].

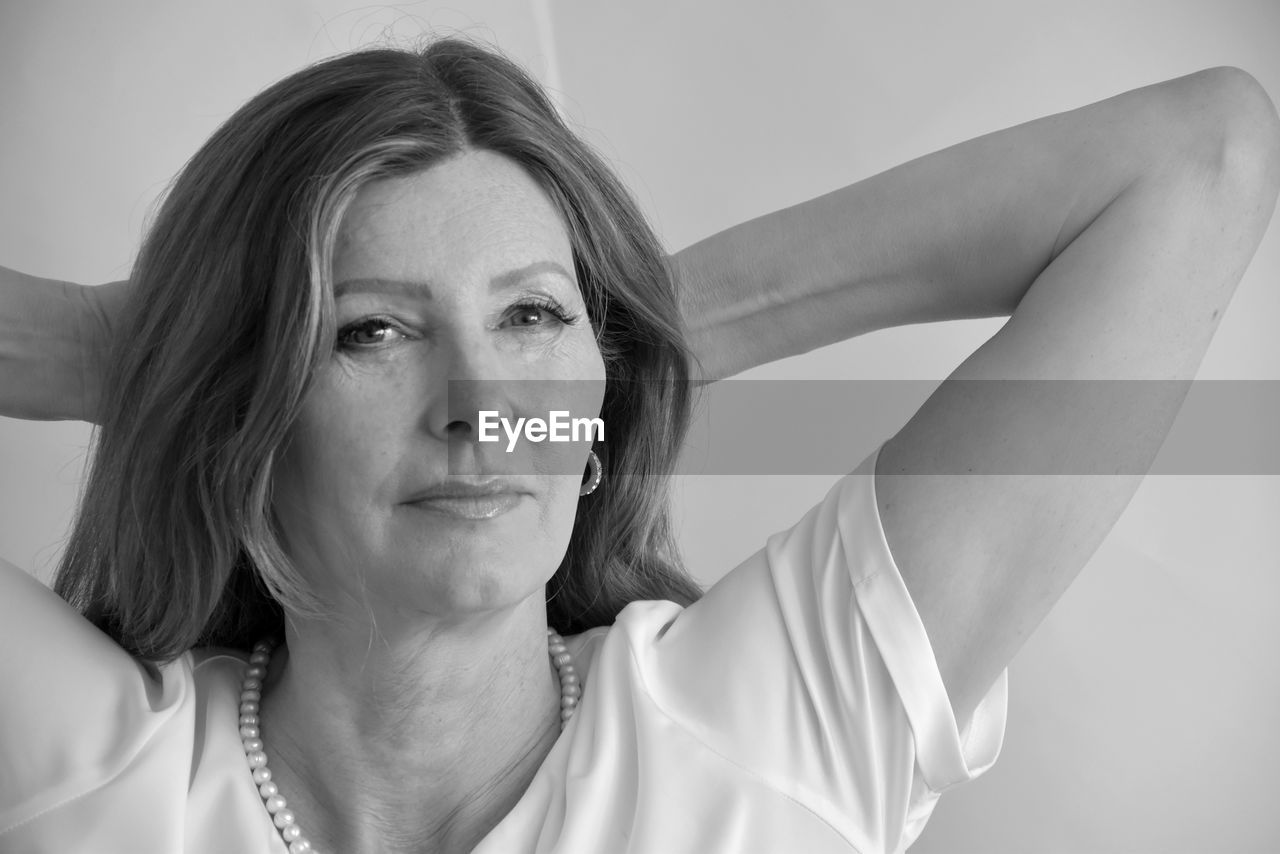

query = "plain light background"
[[1, 2, 1277, 852]]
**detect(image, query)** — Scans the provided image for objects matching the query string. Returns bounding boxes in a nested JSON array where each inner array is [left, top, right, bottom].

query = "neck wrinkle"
[[256, 600, 563, 854]]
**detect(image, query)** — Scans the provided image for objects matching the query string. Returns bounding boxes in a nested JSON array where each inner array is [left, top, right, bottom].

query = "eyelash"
[[335, 297, 583, 349], [511, 296, 582, 327]]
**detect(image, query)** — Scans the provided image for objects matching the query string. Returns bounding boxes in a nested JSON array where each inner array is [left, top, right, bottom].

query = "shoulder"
[[560, 444, 1007, 847], [0, 557, 165, 725], [0, 558, 214, 834]]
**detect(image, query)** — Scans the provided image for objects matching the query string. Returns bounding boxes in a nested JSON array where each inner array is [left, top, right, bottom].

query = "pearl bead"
[[242, 630, 583, 854]]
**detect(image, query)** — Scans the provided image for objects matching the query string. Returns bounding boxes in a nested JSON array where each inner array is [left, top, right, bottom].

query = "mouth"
[[403, 479, 527, 521]]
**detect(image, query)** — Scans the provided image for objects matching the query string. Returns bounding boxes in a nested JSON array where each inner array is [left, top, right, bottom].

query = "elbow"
[[1176, 66, 1280, 202]]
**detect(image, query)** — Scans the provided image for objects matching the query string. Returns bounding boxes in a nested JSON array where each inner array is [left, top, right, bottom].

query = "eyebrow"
[[333, 260, 575, 300]]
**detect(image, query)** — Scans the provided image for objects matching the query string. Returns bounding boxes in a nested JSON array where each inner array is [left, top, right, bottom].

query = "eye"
[[337, 317, 405, 349], [506, 297, 581, 328]]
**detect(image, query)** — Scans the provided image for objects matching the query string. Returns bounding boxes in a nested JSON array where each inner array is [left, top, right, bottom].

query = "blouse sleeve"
[[634, 440, 1008, 853], [0, 558, 189, 838]]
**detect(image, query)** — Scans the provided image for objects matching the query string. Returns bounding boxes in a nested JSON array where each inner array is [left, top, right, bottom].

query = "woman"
[[1, 34, 1276, 854]]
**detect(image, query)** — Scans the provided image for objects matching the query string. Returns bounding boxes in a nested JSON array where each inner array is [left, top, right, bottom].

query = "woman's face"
[[272, 149, 606, 623]]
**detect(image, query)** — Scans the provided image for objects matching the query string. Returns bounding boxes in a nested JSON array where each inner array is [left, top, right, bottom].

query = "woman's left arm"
[[669, 67, 1280, 736], [670, 67, 1278, 385]]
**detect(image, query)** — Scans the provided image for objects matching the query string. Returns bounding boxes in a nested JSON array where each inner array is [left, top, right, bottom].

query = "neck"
[[258, 595, 562, 854]]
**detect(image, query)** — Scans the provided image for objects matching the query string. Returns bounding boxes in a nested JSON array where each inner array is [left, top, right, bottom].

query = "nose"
[[424, 335, 526, 476], [428, 336, 513, 440]]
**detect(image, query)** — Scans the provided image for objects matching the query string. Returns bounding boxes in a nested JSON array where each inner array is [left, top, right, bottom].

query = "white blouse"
[[0, 441, 1007, 853]]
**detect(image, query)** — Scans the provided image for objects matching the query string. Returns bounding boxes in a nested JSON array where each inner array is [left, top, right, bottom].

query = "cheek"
[[577, 331, 608, 385], [538, 320, 606, 382], [536, 476, 588, 558], [272, 382, 403, 527], [271, 427, 342, 553]]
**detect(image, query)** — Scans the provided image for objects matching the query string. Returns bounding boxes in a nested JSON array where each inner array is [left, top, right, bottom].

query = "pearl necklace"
[[239, 628, 581, 854]]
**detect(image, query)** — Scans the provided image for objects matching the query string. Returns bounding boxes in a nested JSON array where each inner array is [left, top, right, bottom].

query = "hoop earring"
[[579, 449, 603, 497]]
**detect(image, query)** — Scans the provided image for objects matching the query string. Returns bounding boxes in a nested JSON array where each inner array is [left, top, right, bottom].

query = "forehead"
[[332, 149, 573, 285]]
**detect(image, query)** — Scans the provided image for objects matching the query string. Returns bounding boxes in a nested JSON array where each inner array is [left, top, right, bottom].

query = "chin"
[[389, 558, 553, 616]]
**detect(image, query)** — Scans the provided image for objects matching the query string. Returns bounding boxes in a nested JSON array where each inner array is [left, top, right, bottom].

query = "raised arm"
[[0, 266, 124, 423], [671, 67, 1280, 734]]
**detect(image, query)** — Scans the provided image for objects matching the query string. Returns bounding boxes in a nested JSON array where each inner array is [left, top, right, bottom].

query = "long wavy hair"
[[53, 37, 704, 662]]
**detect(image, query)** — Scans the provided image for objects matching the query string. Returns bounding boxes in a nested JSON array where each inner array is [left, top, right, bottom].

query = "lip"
[[405, 478, 524, 501], [403, 479, 527, 521]]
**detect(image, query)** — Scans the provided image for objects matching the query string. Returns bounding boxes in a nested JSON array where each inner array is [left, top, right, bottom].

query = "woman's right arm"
[[0, 265, 127, 423]]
